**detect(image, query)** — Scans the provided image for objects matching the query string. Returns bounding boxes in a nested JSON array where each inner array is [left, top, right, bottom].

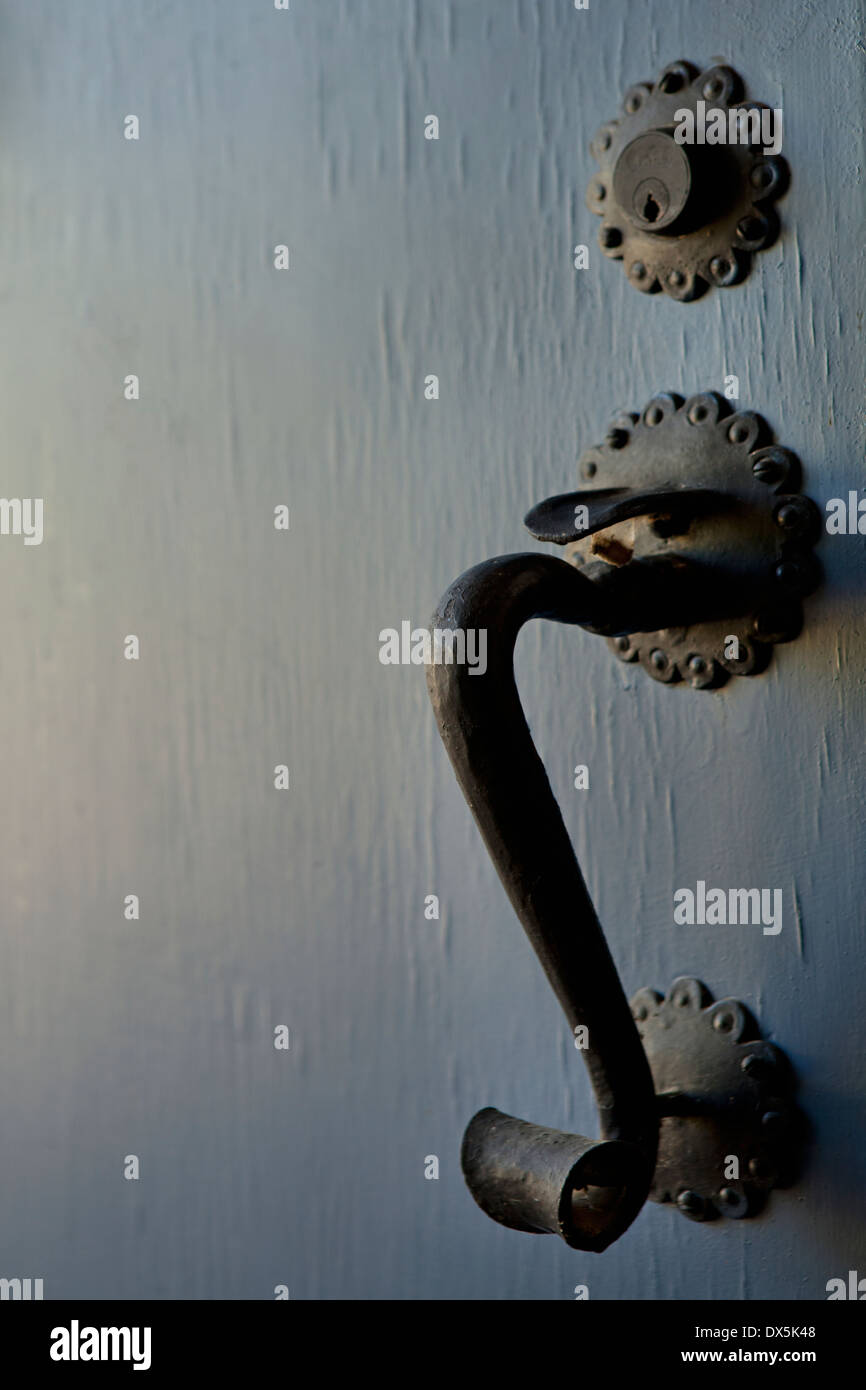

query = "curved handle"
[[524, 483, 731, 544], [427, 552, 679, 1249]]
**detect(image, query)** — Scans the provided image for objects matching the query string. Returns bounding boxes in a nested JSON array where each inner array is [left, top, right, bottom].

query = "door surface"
[[0, 0, 863, 1300]]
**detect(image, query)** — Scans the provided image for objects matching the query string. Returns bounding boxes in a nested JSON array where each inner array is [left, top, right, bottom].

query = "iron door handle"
[[426, 394, 815, 1250], [427, 552, 667, 1252]]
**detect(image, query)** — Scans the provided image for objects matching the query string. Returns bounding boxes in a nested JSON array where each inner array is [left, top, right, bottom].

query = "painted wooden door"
[[0, 0, 862, 1301]]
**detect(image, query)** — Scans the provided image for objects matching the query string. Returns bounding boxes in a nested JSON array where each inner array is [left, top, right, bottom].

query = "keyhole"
[[642, 192, 661, 223]]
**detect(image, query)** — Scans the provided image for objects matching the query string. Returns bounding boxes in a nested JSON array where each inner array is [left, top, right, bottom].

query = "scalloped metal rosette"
[[586, 59, 788, 300], [631, 978, 802, 1222], [567, 392, 820, 689]]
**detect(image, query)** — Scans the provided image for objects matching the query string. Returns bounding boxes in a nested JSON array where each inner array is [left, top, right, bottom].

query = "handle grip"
[[427, 553, 674, 1249]]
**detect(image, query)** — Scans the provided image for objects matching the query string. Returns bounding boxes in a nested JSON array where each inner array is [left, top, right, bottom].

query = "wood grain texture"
[[0, 0, 861, 1298]]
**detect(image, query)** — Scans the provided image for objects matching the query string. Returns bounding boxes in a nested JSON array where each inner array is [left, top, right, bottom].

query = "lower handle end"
[[461, 1107, 652, 1252]]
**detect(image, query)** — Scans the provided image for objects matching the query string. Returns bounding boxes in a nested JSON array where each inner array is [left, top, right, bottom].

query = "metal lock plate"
[[587, 60, 788, 299]]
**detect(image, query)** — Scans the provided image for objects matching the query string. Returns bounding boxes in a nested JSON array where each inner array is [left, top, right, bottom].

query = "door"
[[0, 0, 862, 1303]]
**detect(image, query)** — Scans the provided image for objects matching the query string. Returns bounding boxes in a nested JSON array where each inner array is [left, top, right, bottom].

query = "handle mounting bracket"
[[632, 978, 801, 1222], [525, 391, 820, 687]]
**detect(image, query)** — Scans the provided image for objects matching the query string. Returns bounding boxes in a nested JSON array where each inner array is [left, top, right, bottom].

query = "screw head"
[[728, 420, 750, 444], [677, 1189, 707, 1220], [748, 1155, 775, 1183], [592, 180, 606, 201], [718, 1186, 749, 1218], [738, 214, 766, 243], [741, 1053, 771, 1079], [713, 1009, 736, 1033], [710, 256, 733, 282], [752, 456, 784, 484], [703, 77, 725, 101], [613, 636, 631, 653], [634, 1003, 648, 1021], [658, 69, 685, 95], [687, 654, 716, 688], [600, 225, 622, 249], [605, 427, 629, 449], [775, 560, 802, 586], [650, 648, 668, 670], [776, 503, 800, 530], [750, 161, 775, 191], [667, 269, 685, 288], [630, 261, 647, 280], [645, 405, 664, 426], [688, 403, 709, 424], [762, 1109, 786, 1134]]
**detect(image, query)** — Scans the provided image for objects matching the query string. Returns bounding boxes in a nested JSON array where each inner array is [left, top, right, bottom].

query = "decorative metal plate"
[[564, 392, 820, 688], [630, 978, 802, 1222], [587, 60, 788, 299]]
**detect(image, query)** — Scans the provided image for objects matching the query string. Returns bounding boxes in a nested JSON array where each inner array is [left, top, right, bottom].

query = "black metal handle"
[[426, 552, 703, 1249], [524, 483, 730, 544]]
